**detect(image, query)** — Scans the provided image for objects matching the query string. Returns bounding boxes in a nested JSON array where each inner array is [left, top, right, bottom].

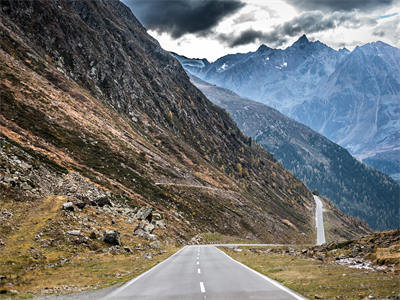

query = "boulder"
[[103, 230, 121, 245], [67, 230, 81, 236], [149, 241, 162, 249], [152, 212, 162, 220], [96, 196, 112, 207], [76, 194, 89, 202], [20, 182, 31, 190], [135, 207, 153, 221], [133, 223, 157, 241], [133, 221, 154, 235], [76, 202, 86, 209], [62, 202, 74, 211], [124, 246, 133, 253], [146, 234, 157, 241], [1, 176, 16, 187], [144, 223, 155, 233], [155, 220, 166, 228]]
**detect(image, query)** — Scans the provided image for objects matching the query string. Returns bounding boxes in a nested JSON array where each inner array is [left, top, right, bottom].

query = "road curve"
[[104, 245, 305, 300], [313, 195, 326, 245]]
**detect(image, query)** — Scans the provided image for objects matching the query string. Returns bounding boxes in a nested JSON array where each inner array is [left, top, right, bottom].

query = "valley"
[[0, 0, 398, 298], [181, 73, 399, 231]]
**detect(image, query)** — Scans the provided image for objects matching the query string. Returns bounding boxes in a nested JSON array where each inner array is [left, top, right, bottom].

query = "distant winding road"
[[313, 195, 326, 245], [100, 196, 326, 299]]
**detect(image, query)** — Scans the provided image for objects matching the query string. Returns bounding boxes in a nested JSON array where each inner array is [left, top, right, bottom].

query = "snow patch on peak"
[[275, 61, 288, 70], [217, 63, 228, 72]]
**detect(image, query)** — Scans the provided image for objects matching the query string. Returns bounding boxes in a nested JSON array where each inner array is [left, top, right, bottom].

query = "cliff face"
[[0, 0, 323, 244]]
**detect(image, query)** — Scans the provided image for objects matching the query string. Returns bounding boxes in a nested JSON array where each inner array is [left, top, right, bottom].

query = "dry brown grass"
[[221, 247, 400, 299], [10, 247, 177, 298], [199, 232, 254, 244], [0, 195, 178, 298]]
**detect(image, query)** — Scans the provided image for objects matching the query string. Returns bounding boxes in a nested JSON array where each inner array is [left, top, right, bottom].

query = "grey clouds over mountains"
[[218, 10, 379, 48], [122, 0, 399, 49], [122, 0, 244, 38], [286, 0, 399, 12]]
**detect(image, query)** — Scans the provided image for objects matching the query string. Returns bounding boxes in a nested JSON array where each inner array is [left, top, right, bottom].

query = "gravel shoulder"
[[34, 285, 118, 300]]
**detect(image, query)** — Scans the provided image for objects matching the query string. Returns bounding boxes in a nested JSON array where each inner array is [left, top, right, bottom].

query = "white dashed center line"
[[197, 261, 199, 265], [198, 268, 201, 274], [200, 281, 205, 293]]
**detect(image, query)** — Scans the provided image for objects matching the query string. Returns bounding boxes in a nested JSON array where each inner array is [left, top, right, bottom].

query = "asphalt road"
[[313, 195, 326, 245], [104, 245, 305, 300]]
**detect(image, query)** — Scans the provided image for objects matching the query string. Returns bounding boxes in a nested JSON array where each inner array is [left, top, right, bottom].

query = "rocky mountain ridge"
[[172, 37, 400, 183], [171, 34, 348, 113]]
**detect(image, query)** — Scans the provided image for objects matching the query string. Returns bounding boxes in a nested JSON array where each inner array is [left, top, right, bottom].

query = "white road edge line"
[[200, 281, 205, 293], [215, 247, 306, 300], [198, 268, 201, 274], [103, 246, 188, 299]]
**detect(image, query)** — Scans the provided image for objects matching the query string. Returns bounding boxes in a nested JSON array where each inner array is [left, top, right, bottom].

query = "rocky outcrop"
[[103, 230, 121, 246], [131, 206, 168, 241], [62, 202, 75, 212], [135, 207, 153, 222], [245, 230, 400, 272]]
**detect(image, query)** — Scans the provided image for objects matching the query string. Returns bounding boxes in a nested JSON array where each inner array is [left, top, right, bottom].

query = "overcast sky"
[[122, 0, 400, 61]]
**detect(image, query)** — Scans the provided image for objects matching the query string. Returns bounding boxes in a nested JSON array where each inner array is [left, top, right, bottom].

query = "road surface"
[[104, 245, 305, 300], [313, 195, 326, 245]]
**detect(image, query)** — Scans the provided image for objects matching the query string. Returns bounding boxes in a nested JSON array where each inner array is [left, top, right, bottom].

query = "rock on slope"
[[187, 74, 399, 230], [1, 0, 334, 248]]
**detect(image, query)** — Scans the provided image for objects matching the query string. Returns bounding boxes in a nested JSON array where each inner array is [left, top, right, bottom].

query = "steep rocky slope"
[[186, 74, 399, 230], [0, 0, 334, 248]]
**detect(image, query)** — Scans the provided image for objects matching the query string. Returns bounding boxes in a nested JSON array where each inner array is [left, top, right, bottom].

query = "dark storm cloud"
[[233, 11, 256, 24], [123, 0, 245, 38], [219, 11, 377, 47], [279, 11, 376, 36], [219, 29, 287, 47], [285, 0, 397, 12]]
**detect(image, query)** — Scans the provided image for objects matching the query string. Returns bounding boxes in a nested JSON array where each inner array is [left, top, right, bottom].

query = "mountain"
[[172, 38, 400, 183], [172, 34, 348, 114], [185, 74, 399, 230], [292, 41, 400, 183], [0, 0, 373, 269]]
